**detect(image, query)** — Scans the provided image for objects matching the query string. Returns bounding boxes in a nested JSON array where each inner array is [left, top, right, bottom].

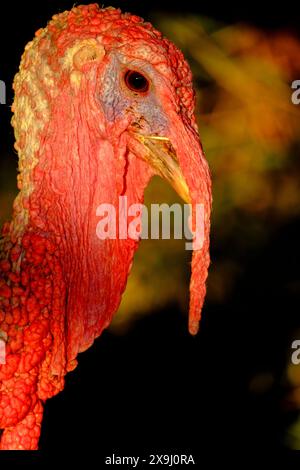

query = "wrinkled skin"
[[0, 4, 211, 449]]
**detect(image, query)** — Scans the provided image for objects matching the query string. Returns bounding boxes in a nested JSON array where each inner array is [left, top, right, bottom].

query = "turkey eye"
[[124, 70, 149, 93]]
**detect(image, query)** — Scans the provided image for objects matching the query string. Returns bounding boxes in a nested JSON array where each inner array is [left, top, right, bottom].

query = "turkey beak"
[[129, 121, 212, 336], [128, 133, 191, 204]]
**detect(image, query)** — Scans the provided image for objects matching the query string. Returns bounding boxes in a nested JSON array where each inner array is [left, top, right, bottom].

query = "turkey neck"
[[7, 87, 153, 367]]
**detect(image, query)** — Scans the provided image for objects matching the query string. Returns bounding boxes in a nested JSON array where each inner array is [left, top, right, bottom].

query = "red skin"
[[0, 4, 211, 449]]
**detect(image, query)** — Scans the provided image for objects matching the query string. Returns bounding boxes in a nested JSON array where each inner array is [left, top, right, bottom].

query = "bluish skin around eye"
[[99, 53, 169, 135]]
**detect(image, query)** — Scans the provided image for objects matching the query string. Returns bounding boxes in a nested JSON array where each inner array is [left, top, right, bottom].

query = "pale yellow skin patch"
[[73, 41, 106, 70], [69, 40, 106, 91]]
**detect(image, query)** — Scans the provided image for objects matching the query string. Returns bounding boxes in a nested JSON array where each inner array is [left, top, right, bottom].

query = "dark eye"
[[124, 70, 150, 93]]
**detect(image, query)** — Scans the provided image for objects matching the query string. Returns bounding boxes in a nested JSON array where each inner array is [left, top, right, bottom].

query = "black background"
[[0, 0, 299, 465]]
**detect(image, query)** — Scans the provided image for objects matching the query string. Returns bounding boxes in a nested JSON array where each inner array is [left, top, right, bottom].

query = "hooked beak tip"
[[130, 133, 192, 204]]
